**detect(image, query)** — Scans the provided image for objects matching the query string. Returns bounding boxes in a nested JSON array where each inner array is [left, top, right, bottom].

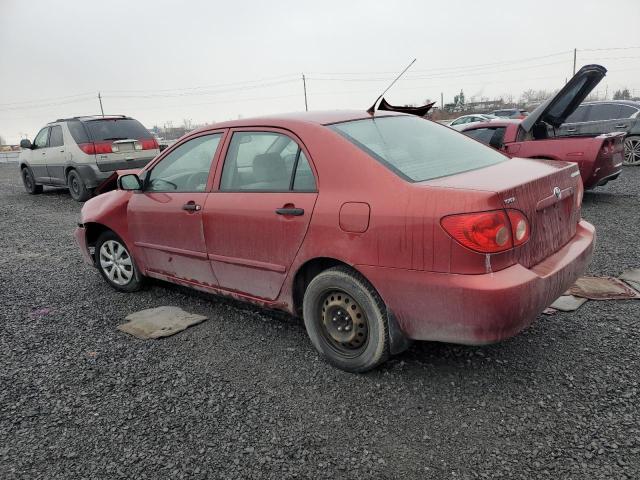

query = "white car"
[[449, 114, 498, 131], [19, 115, 160, 201]]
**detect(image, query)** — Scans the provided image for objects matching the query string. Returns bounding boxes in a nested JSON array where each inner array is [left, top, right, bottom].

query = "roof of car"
[[191, 110, 403, 133], [580, 99, 640, 107], [50, 115, 131, 124]]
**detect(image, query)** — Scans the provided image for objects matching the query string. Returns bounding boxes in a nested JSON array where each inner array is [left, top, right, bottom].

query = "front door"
[[30, 127, 50, 182], [128, 132, 224, 286], [203, 129, 318, 300]]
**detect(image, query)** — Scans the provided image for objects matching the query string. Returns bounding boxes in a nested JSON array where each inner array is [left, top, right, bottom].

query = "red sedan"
[[75, 110, 594, 372]]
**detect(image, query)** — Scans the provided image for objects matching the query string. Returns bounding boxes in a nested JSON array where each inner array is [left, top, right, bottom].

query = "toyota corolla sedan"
[[75, 110, 594, 372]]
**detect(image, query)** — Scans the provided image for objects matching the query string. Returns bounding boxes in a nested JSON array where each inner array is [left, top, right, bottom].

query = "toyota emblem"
[[553, 187, 562, 199]]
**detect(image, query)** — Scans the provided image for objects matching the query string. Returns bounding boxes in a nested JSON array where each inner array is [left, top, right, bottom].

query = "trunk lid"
[[521, 64, 606, 131], [427, 158, 582, 267]]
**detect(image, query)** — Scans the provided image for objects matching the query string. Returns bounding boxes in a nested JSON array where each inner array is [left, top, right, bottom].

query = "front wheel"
[[303, 266, 389, 373], [623, 136, 640, 165], [95, 231, 143, 292], [21, 167, 43, 194]]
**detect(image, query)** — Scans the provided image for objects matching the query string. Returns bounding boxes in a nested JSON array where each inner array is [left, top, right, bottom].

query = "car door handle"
[[565, 128, 576, 132], [614, 124, 627, 129], [182, 202, 201, 212], [275, 207, 304, 216]]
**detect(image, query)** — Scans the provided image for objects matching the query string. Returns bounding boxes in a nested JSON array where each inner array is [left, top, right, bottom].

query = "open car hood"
[[521, 64, 606, 132]]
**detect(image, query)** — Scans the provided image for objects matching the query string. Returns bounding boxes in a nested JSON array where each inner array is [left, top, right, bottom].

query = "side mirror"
[[118, 173, 143, 191], [20, 139, 32, 149]]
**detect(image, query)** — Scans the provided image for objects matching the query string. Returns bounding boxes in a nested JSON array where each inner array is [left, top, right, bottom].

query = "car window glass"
[[85, 119, 151, 141], [293, 151, 316, 191], [332, 117, 505, 182], [220, 132, 299, 191], [489, 128, 506, 149], [147, 134, 222, 192], [585, 104, 620, 122], [34, 128, 49, 149], [564, 105, 587, 123], [463, 127, 496, 145], [617, 105, 637, 119], [49, 126, 64, 147]]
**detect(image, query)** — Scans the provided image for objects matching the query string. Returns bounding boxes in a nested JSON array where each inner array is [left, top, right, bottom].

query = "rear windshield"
[[83, 118, 151, 142], [330, 116, 506, 182]]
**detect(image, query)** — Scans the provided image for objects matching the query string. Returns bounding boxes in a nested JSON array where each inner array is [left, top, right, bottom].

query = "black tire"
[[21, 167, 43, 194], [94, 230, 144, 292], [67, 169, 91, 202], [303, 266, 389, 373]]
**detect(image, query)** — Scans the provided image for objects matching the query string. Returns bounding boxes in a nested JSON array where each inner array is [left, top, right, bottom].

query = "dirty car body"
[[461, 65, 624, 189], [75, 110, 594, 372]]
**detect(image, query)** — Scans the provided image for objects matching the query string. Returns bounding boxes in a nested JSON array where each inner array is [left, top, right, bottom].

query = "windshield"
[[330, 116, 506, 182], [84, 119, 151, 142]]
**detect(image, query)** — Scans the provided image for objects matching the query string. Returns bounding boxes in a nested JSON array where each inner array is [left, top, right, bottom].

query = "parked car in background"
[[75, 109, 593, 372], [558, 100, 640, 165], [491, 108, 528, 119], [462, 65, 624, 189], [19, 115, 160, 201], [449, 113, 497, 130]]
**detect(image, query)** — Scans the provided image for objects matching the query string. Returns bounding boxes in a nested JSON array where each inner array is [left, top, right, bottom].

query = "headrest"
[[253, 153, 286, 183]]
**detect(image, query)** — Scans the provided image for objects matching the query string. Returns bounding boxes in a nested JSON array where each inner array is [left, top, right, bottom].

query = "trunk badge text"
[[504, 197, 516, 204]]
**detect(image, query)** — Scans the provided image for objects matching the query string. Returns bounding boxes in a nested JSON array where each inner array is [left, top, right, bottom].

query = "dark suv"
[[558, 100, 640, 165], [19, 115, 159, 201]]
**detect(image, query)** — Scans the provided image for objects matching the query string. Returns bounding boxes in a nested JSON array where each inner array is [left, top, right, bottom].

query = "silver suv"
[[19, 115, 160, 201]]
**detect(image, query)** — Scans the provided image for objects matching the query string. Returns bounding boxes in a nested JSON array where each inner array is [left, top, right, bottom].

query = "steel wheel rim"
[[70, 175, 80, 196], [319, 290, 369, 357], [99, 240, 133, 285], [624, 138, 640, 165], [22, 169, 33, 190]]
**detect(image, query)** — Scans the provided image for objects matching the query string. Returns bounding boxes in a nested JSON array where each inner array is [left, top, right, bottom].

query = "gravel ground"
[[0, 163, 638, 480]]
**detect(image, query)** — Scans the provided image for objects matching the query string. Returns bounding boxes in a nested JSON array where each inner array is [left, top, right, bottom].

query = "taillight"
[[506, 210, 530, 246], [140, 138, 159, 150], [441, 209, 530, 253], [78, 142, 112, 155]]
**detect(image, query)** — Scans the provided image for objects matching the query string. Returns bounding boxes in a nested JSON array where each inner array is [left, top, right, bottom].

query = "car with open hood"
[[461, 65, 624, 189], [74, 108, 594, 373]]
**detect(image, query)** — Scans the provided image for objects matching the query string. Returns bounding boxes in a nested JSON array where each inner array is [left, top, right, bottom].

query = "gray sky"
[[1, 0, 640, 143]]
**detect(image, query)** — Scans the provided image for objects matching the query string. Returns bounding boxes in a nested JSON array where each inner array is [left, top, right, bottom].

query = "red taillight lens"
[[140, 138, 158, 150], [441, 209, 531, 253], [78, 142, 112, 154], [506, 209, 530, 246], [441, 210, 513, 253]]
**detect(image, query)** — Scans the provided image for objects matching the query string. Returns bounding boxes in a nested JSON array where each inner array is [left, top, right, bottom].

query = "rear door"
[[128, 132, 224, 286], [203, 129, 318, 300]]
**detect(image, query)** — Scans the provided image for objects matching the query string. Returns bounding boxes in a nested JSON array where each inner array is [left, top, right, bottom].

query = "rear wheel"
[[21, 167, 43, 194], [624, 136, 640, 165], [303, 266, 389, 373], [67, 169, 91, 202], [95, 231, 143, 292]]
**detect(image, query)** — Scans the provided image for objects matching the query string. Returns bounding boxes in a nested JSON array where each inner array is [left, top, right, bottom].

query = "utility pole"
[[302, 74, 308, 112], [573, 48, 577, 75], [98, 92, 104, 117], [441, 92, 444, 110]]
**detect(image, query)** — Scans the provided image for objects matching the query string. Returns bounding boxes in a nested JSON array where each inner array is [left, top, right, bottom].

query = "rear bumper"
[[358, 220, 595, 345], [74, 225, 94, 266]]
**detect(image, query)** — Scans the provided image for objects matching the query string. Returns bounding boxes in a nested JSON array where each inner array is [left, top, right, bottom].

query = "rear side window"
[[586, 104, 622, 122], [49, 126, 64, 147], [618, 105, 639, 119], [67, 121, 89, 144], [84, 119, 151, 142], [220, 132, 316, 191], [331, 116, 506, 182]]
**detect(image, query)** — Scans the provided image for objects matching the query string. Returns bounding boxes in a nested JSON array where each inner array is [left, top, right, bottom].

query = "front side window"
[[49, 126, 64, 147], [33, 128, 49, 149], [147, 134, 222, 192], [564, 105, 588, 123], [331, 116, 506, 182], [220, 132, 316, 191]]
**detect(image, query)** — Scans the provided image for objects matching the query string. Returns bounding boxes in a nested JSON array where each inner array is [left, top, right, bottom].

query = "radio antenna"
[[367, 58, 417, 114]]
